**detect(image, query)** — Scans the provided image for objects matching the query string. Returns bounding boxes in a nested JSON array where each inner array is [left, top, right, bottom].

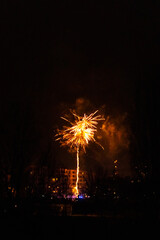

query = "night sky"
[[1, 1, 159, 178]]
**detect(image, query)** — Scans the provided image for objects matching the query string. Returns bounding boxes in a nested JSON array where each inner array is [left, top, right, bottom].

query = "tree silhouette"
[[0, 102, 39, 200]]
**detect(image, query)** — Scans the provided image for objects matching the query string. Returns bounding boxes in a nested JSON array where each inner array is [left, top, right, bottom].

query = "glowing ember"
[[56, 110, 104, 197]]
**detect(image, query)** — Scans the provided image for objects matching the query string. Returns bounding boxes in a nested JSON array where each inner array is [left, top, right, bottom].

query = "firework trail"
[[56, 110, 104, 197]]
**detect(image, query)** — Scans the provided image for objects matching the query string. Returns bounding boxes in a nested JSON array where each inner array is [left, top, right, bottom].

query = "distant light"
[[15, 204, 17, 208], [78, 195, 83, 199]]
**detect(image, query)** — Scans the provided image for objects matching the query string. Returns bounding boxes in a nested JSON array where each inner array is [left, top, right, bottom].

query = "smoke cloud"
[[99, 113, 131, 176]]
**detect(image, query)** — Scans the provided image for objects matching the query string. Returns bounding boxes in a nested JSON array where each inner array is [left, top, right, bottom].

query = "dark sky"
[[1, 1, 159, 176]]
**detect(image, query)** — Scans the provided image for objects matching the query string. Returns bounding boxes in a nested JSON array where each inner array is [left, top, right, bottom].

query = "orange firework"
[[56, 110, 104, 197]]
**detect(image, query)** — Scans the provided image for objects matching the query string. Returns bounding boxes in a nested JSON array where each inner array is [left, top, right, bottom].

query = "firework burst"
[[55, 110, 104, 196]]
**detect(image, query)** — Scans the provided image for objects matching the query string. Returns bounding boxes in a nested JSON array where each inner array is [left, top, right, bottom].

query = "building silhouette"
[[55, 168, 87, 196]]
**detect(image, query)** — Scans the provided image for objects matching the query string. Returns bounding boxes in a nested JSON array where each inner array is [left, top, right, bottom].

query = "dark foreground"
[[1, 197, 160, 239], [1, 214, 160, 240]]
